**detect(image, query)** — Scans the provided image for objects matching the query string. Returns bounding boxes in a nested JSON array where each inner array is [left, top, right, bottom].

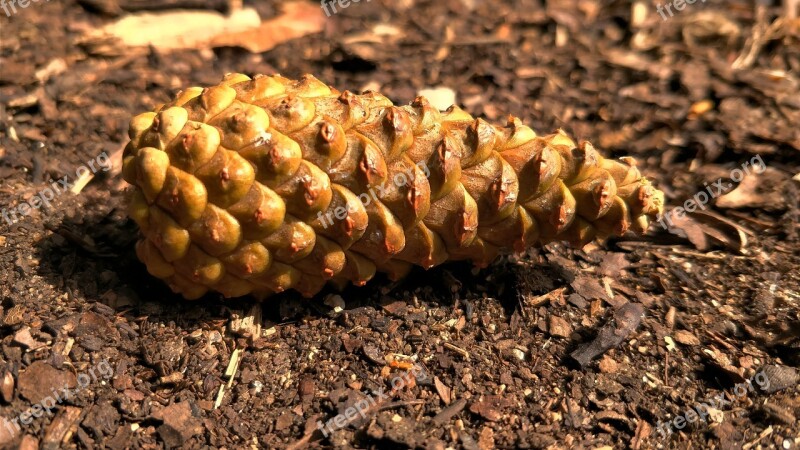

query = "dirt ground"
[[0, 0, 799, 448]]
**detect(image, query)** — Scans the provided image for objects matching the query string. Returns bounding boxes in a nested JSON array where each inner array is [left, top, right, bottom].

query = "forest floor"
[[0, 0, 798, 448]]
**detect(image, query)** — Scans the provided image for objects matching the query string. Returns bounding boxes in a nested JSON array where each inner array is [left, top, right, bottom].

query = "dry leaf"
[[667, 210, 749, 253], [210, 2, 325, 53], [716, 167, 788, 210], [688, 210, 750, 251], [666, 212, 711, 250], [95, 8, 261, 50]]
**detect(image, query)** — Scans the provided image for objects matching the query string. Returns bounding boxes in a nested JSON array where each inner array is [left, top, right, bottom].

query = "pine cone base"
[[123, 73, 664, 300]]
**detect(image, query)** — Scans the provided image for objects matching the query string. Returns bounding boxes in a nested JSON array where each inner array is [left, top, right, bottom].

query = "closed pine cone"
[[122, 73, 664, 300]]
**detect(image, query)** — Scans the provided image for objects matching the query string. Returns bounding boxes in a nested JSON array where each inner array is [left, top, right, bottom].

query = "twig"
[[443, 342, 470, 360], [733, 6, 786, 70]]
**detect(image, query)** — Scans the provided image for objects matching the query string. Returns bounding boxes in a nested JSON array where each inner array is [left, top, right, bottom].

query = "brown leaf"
[[667, 211, 749, 253], [716, 167, 788, 210], [689, 210, 750, 252], [670, 216, 706, 247], [210, 2, 325, 53]]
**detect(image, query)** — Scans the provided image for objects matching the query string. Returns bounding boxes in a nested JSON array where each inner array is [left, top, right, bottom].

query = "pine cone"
[[122, 73, 664, 300]]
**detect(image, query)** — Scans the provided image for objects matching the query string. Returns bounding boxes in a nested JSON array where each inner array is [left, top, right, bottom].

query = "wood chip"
[[228, 304, 262, 339], [432, 398, 467, 426], [468, 395, 510, 422], [433, 376, 452, 405], [42, 406, 82, 450], [548, 315, 572, 338], [570, 302, 645, 367], [443, 342, 470, 360], [673, 330, 701, 346], [0, 369, 14, 403]]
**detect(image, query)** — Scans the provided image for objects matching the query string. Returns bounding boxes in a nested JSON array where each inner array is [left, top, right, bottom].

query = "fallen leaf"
[[95, 8, 261, 50], [689, 210, 750, 252], [716, 167, 788, 210], [665, 210, 749, 253], [210, 2, 325, 53]]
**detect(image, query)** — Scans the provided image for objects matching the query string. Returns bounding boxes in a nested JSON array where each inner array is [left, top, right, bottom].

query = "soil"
[[0, 0, 799, 449]]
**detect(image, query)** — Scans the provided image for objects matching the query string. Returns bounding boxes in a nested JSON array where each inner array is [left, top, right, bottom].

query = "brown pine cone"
[[122, 73, 664, 300]]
